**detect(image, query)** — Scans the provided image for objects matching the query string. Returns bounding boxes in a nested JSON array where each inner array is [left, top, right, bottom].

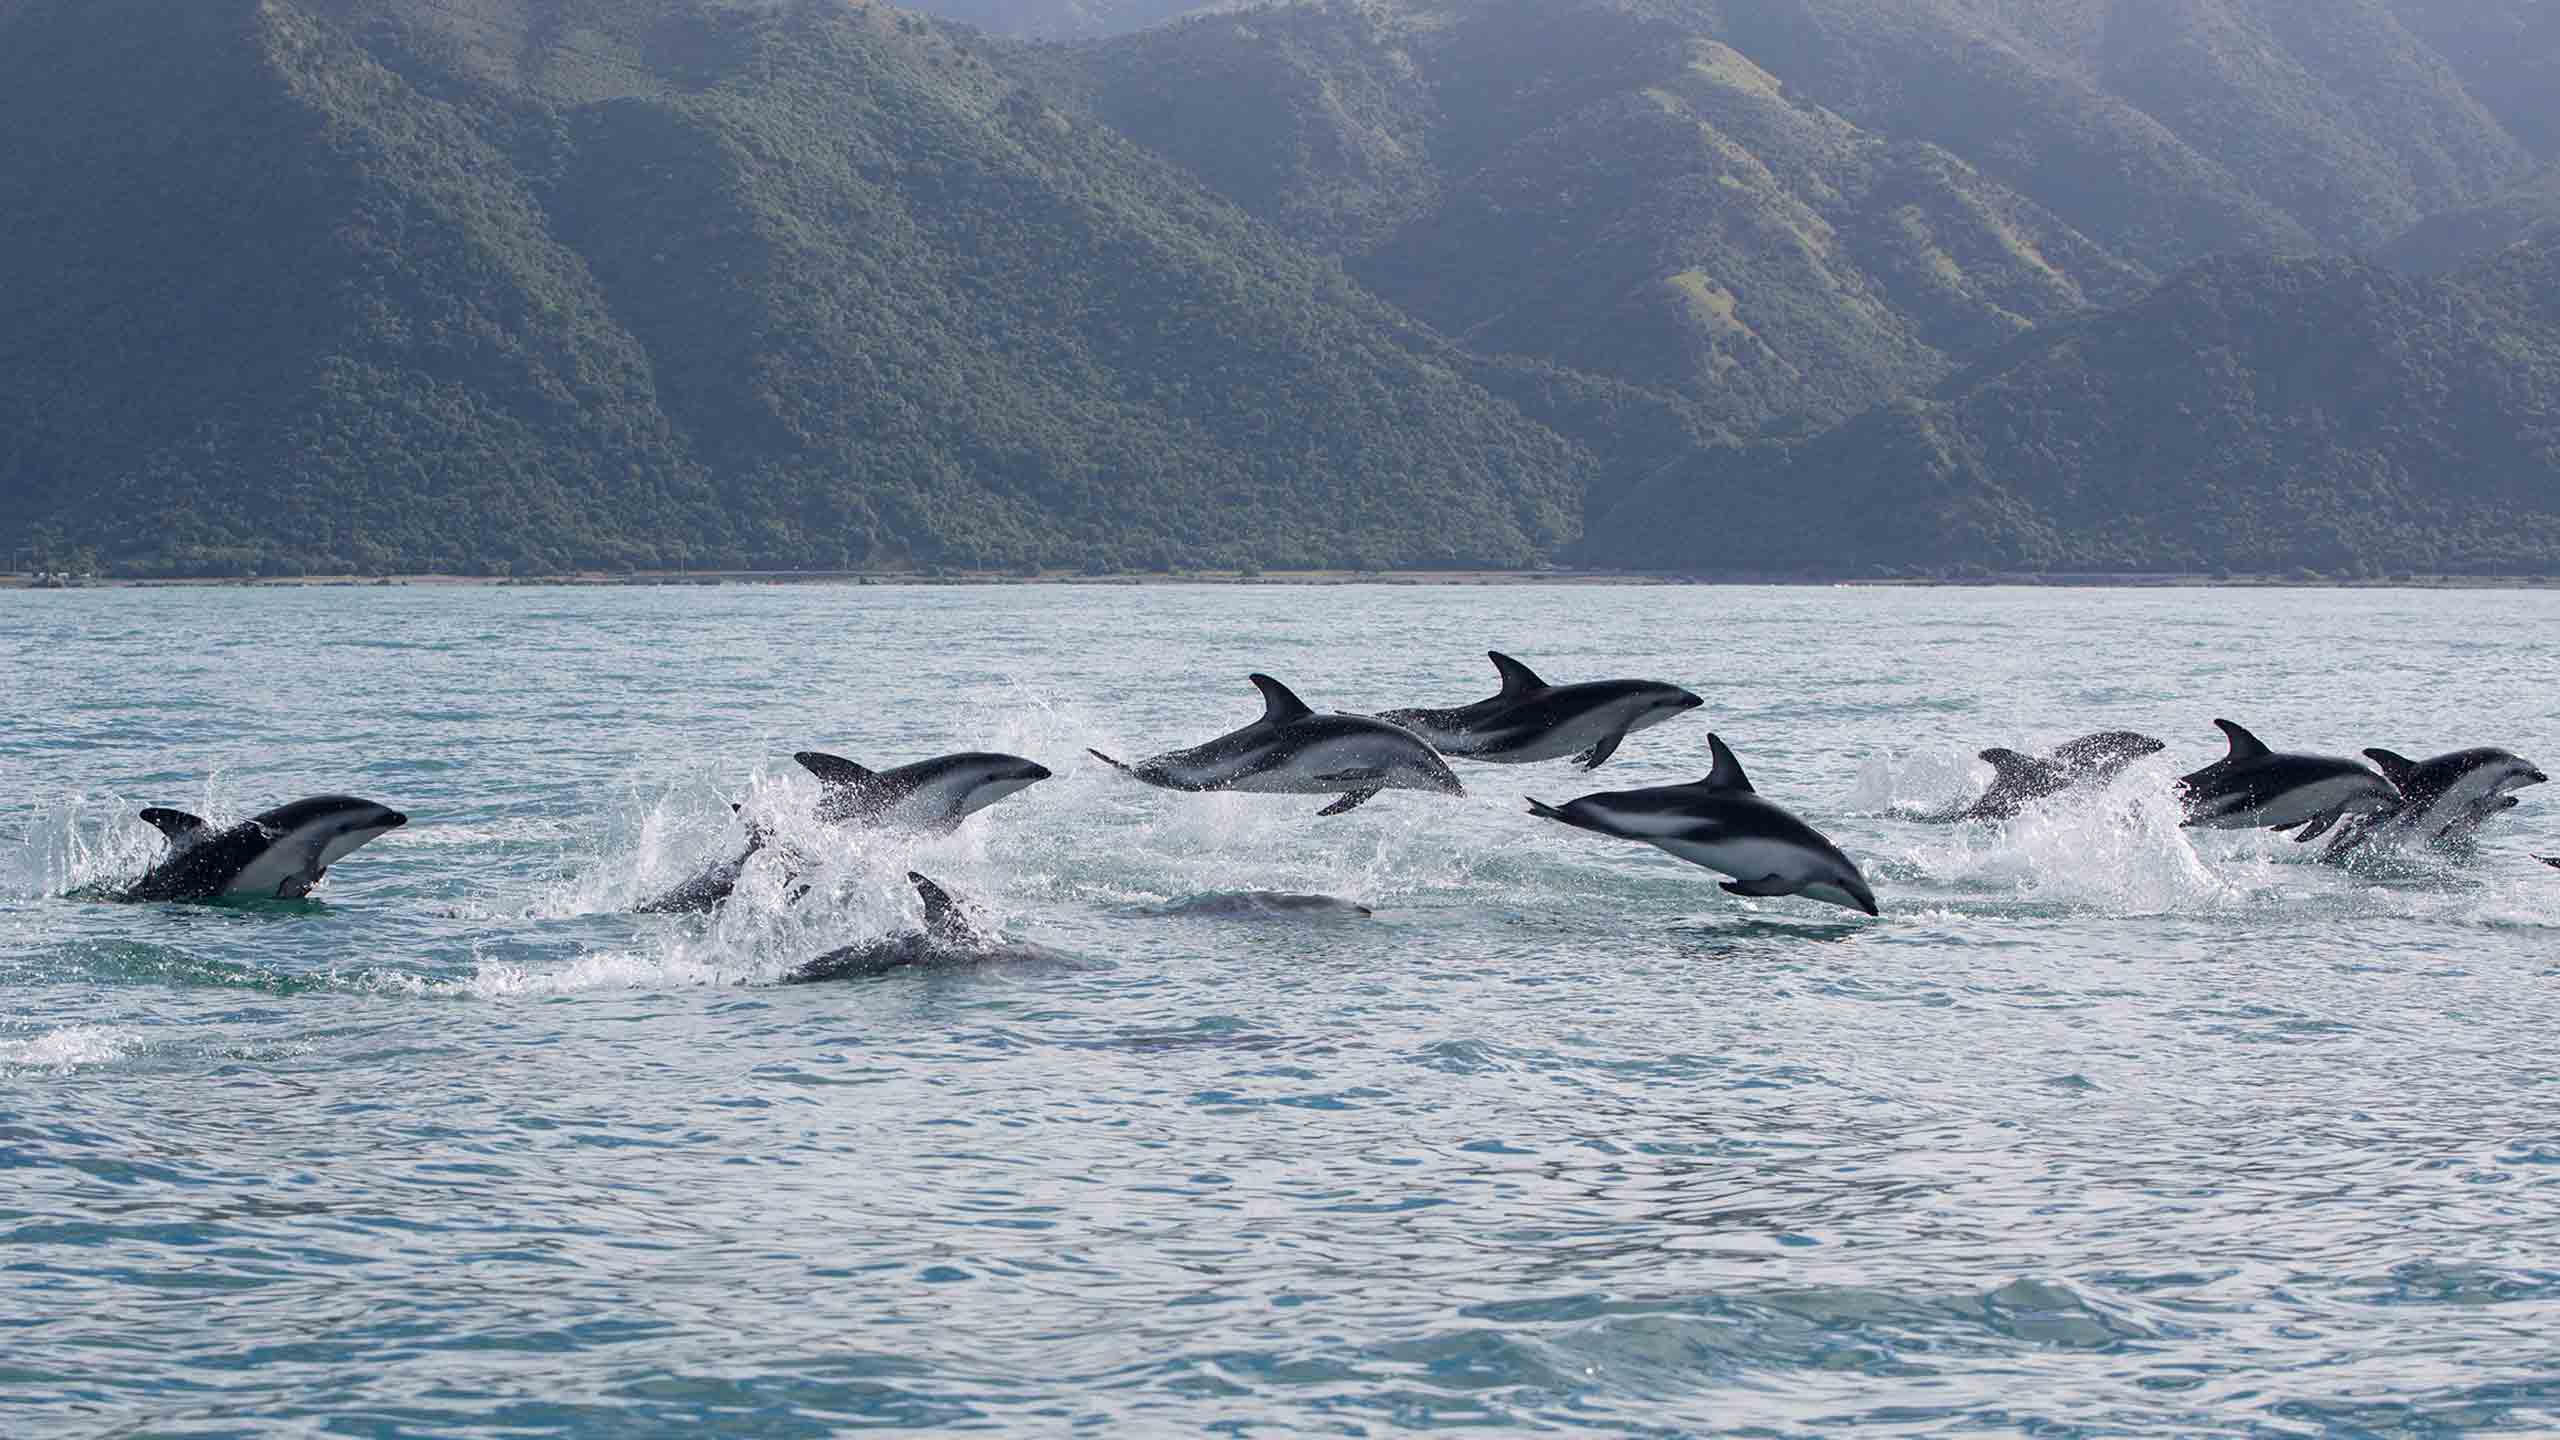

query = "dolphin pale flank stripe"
[[795, 751, 1052, 833], [1527, 734, 1878, 916], [1378, 651, 1702, 770], [2320, 746, 2546, 865], [2174, 719, 2399, 839], [1090, 674, 1464, 817], [107, 796, 408, 903]]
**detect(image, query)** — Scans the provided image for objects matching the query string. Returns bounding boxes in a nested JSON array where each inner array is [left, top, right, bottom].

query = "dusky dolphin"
[[1527, 735, 1878, 915], [1377, 651, 1702, 770], [107, 796, 407, 902], [794, 751, 1052, 832], [2176, 720, 2399, 840], [1089, 674, 1464, 816]]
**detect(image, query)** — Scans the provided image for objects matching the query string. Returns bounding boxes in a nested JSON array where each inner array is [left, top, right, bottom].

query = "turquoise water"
[[4, 583, 2557, 1436]]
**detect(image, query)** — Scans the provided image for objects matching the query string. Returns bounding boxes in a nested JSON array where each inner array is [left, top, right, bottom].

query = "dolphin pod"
[[74, 650, 2552, 939]]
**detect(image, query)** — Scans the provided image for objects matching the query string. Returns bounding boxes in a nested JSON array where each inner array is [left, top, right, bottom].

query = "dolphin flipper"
[[1719, 874, 1795, 898], [2539, 856, 2560, 869], [1576, 729, 1626, 771], [1317, 788, 1381, 817], [1087, 748, 1134, 773], [2289, 807, 2347, 842]]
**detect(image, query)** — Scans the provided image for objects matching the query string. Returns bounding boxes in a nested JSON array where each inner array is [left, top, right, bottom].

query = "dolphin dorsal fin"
[[1980, 748, 2051, 783], [140, 808, 206, 841], [1702, 734, 1753, 793], [1249, 674, 1314, 725], [795, 751, 876, 789], [908, 871, 970, 940], [2213, 719, 2271, 762], [2363, 748, 2421, 791], [1487, 651, 1546, 697]]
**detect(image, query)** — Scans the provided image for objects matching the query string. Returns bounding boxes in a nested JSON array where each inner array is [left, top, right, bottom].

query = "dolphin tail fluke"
[[1317, 788, 1381, 817], [1525, 797, 1604, 834], [1577, 730, 1626, 771], [1719, 874, 1795, 898]]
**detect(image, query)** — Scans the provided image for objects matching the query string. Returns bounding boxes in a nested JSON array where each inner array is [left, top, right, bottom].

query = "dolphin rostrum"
[[1377, 651, 1703, 770], [1527, 734, 1879, 915], [108, 796, 408, 902], [2320, 746, 2545, 865], [1930, 730, 2166, 822], [2175, 719, 2399, 839], [794, 751, 1052, 832], [779, 872, 1061, 983], [1089, 674, 1464, 816]]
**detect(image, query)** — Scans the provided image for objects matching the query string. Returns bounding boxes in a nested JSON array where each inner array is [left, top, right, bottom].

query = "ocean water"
[[4, 582, 2556, 1437]]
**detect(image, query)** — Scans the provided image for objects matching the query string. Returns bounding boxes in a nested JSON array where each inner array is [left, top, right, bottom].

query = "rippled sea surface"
[[5, 583, 2557, 1436]]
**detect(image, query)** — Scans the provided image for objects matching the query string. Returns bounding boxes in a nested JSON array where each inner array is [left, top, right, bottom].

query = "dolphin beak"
[[1024, 763, 1054, 783], [1677, 692, 1705, 710], [384, 812, 409, 829], [2529, 770, 2548, 786]]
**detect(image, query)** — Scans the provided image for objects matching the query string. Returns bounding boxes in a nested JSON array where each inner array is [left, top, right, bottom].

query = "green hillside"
[[1587, 238, 2560, 576], [0, 0, 1589, 576], [1073, 0, 2151, 436], [2382, 164, 2560, 275]]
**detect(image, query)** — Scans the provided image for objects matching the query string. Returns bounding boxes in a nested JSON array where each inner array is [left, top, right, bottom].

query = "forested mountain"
[[1589, 238, 2560, 576], [0, 0, 1586, 576], [5, 0, 2560, 578], [2382, 164, 2560, 275], [1069, 0, 2152, 437]]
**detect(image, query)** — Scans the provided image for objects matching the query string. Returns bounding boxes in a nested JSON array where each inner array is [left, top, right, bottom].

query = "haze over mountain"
[[5, 0, 2560, 578]]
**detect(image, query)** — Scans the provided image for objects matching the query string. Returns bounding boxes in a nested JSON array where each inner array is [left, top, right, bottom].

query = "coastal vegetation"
[[3, 0, 2557, 577]]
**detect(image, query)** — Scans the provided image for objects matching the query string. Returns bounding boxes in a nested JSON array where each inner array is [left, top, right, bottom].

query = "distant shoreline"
[[6, 568, 2558, 591]]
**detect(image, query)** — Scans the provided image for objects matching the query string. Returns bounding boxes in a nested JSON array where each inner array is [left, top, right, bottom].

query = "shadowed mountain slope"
[[1, 0, 1590, 575], [1588, 239, 2560, 576]]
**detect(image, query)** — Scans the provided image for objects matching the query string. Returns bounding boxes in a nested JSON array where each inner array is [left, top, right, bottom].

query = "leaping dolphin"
[[1377, 651, 1702, 770], [1089, 674, 1464, 816], [105, 796, 408, 903], [2320, 746, 2545, 865], [794, 751, 1052, 832], [1928, 731, 2166, 822], [2175, 720, 2398, 840], [779, 872, 1062, 983], [1527, 734, 1879, 915]]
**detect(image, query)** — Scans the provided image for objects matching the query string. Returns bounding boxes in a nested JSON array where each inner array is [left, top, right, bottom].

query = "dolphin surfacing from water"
[[106, 796, 408, 903], [2175, 719, 2399, 840], [2320, 746, 2545, 866], [1377, 651, 1702, 770], [779, 872, 1060, 983], [1089, 674, 1464, 816], [1527, 734, 1878, 915]]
